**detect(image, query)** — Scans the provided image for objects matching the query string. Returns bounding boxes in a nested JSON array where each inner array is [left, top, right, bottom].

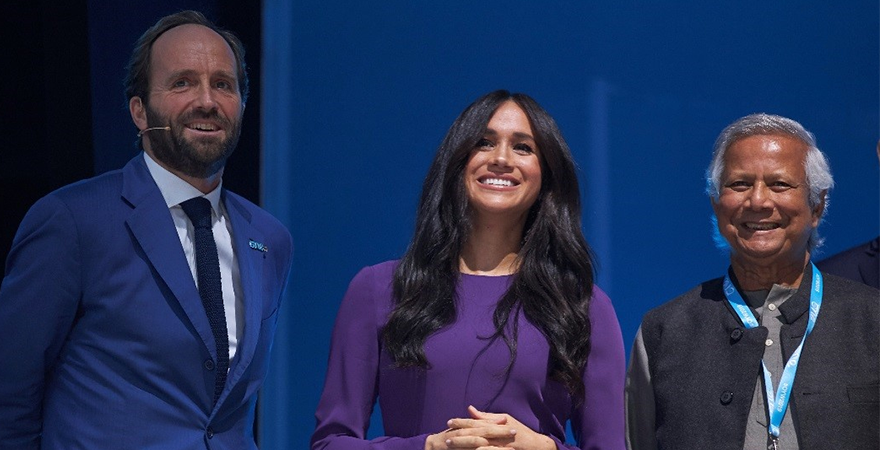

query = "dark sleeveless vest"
[[640, 267, 879, 449]]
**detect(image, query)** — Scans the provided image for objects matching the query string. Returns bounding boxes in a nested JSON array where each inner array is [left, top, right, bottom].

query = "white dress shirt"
[[143, 152, 243, 362]]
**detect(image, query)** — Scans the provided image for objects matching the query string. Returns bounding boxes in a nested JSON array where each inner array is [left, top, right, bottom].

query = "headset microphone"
[[137, 126, 171, 137]]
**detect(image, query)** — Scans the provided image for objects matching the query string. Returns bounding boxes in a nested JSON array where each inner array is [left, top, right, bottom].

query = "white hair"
[[706, 113, 834, 250]]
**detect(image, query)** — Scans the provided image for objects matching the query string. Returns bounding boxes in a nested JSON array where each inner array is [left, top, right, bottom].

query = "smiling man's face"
[[712, 134, 823, 267], [136, 23, 243, 179]]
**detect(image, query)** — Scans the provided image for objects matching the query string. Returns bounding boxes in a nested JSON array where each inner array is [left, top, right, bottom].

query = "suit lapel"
[[121, 156, 216, 358], [221, 192, 265, 393]]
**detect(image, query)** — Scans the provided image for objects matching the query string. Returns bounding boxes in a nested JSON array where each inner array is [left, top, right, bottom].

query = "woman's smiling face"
[[464, 101, 543, 225]]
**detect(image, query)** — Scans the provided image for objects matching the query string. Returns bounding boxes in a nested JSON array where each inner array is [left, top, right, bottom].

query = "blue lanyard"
[[723, 263, 823, 441]]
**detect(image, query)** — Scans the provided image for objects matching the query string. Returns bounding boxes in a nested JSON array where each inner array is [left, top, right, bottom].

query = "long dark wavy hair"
[[382, 90, 596, 400]]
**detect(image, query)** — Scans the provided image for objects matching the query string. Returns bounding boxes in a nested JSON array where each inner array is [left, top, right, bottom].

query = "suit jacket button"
[[720, 391, 734, 405], [207, 427, 214, 439], [204, 359, 215, 371], [730, 328, 743, 342]]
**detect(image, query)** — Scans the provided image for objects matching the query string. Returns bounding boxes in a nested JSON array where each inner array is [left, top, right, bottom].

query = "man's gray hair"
[[705, 113, 834, 250]]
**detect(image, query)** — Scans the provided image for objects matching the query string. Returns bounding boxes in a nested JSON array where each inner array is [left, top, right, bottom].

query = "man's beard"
[[144, 104, 241, 179]]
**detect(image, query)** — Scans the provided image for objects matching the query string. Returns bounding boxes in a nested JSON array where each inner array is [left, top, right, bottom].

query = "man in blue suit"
[[0, 11, 293, 449]]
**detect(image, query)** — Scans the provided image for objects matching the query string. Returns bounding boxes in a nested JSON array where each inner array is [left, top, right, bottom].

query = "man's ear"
[[129, 96, 147, 130], [710, 196, 720, 213]]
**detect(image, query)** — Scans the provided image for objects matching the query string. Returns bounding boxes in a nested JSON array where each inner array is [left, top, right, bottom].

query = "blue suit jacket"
[[0, 155, 293, 449]]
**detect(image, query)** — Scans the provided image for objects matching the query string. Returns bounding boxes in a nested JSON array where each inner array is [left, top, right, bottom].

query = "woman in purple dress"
[[311, 90, 625, 450]]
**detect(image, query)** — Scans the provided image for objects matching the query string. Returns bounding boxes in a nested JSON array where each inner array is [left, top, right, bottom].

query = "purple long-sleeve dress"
[[311, 261, 625, 450]]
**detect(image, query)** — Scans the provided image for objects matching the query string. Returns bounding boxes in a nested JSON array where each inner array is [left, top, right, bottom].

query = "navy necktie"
[[180, 197, 229, 405]]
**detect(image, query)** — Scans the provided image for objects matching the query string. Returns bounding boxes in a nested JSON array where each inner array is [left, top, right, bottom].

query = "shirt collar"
[[143, 152, 223, 213], [742, 284, 796, 309]]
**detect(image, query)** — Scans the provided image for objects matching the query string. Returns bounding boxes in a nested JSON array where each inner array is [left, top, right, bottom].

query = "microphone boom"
[[137, 126, 171, 137]]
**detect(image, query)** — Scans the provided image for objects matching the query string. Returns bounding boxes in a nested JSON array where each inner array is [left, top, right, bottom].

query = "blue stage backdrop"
[[251, 1, 879, 448]]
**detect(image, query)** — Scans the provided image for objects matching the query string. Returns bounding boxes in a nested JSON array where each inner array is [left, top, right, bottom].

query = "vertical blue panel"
[[587, 79, 613, 292], [259, 0, 295, 449]]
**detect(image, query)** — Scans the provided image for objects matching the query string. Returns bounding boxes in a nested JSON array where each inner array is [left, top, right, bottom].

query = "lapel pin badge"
[[248, 239, 268, 253]]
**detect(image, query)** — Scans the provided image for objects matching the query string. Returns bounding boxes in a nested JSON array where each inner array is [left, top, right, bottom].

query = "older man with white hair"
[[625, 113, 879, 450]]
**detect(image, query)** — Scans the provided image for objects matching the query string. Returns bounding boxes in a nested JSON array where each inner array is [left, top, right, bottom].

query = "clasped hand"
[[424, 405, 556, 450]]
